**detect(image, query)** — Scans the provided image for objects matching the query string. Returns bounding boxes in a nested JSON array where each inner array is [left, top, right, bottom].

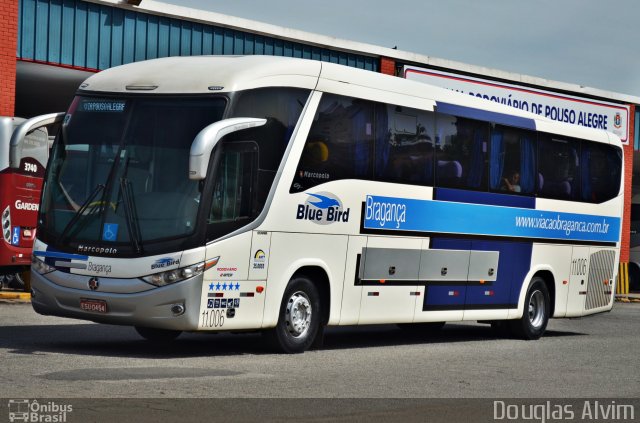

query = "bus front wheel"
[[264, 276, 321, 354], [509, 277, 550, 340]]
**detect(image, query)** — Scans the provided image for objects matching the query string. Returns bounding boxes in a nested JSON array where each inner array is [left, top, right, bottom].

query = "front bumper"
[[30, 270, 203, 331]]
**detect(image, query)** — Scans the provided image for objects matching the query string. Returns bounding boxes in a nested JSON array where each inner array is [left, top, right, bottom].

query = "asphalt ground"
[[0, 300, 638, 422]]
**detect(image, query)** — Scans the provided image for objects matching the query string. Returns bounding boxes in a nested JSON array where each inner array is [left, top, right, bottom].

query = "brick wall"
[[621, 104, 635, 263], [380, 57, 396, 76], [0, 0, 18, 117]]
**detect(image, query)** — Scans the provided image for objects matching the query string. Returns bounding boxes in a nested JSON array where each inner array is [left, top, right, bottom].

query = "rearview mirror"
[[9, 112, 65, 169], [189, 117, 266, 180]]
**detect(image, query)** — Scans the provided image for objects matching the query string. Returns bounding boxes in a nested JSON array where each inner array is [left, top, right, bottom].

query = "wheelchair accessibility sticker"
[[102, 223, 119, 242]]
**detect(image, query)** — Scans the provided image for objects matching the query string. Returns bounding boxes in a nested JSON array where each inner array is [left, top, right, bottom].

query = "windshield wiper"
[[119, 177, 143, 253], [59, 183, 105, 243]]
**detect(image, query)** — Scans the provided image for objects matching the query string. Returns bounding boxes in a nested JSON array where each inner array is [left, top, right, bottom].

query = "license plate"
[[80, 298, 108, 314]]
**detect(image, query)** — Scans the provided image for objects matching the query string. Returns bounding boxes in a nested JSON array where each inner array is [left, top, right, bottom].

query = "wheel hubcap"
[[528, 290, 545, 329], [285, 291, 312, 338]]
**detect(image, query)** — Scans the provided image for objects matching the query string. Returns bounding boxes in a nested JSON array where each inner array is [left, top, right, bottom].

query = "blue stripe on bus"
[[33, 251, 89, 261], [363, 195, 620, 243], [436, 102, 537, 130]]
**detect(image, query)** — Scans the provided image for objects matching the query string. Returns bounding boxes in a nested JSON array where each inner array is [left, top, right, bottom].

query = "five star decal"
[[208, 282, 241, 291]]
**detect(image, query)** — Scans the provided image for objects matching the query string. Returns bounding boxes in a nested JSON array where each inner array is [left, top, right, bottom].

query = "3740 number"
[[23, 163, 37, 173]]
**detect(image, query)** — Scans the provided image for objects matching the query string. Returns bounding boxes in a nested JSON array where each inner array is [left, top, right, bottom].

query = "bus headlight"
[[141, 262, 206, 287], [32, 254, 55, 275]]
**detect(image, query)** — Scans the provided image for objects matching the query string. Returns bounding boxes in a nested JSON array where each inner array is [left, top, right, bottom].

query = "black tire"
[[509, 277, 550, 340], [135, 326, 182, 343], [263, 276, 321, 354], [397, 322, 445, 334], [4, 272, 25, 291]]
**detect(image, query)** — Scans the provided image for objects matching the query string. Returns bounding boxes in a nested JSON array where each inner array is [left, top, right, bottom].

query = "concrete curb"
[[0, 292, 31, 300], [615, 295, 640, 303]]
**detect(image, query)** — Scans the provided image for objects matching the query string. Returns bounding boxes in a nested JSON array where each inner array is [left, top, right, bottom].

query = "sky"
[[163, 0, 640, 98]]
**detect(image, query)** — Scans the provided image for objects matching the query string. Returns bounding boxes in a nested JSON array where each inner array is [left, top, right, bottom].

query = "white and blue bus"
[[30, 56, 623, 353]]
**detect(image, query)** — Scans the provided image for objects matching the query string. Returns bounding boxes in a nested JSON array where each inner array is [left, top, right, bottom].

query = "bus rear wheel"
[[264, 276, 321, 354], [509, 277, 550, 340], [135, 326, 182, 343]]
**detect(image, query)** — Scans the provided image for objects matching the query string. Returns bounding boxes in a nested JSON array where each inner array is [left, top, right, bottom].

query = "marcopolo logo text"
[[78, 245, 118, 255]]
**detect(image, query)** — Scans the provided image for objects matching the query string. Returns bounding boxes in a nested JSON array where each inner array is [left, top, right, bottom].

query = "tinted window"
[[581, 142, 621, 203], [41, 96, 226, 246], [436, 114, 489, 190], [376, 105, 435, 185], [538, 135, 580, 201], [292, 94, 374, 192], [230, 87, 310, 150], [229, 88, 310, 207], [489, 124, 537, 194], [207, 141, 259, 240]]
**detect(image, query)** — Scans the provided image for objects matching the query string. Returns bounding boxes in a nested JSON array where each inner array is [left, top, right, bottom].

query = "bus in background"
[[30, 56, 623, 353], [0, 114, 64, 291]]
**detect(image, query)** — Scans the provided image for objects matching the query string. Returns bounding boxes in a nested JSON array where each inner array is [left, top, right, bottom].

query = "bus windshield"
[[38, 87, 310, 255], [40, 96, 227, 251]]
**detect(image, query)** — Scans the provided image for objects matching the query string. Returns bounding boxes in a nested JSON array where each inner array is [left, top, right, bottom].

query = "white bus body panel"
[[198, 231, 265, 331], [339, 236, 367, 325], [358, 236, 420, 325], [263, 232, 348, 328]]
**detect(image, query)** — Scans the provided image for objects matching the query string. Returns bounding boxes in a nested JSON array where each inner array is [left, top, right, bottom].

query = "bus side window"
[[209, 141, 259, 224], [375, 105, 435, 186], [435, 114, 488, 190], [538, 135, 580, 201], [581, 141, 622, 203], [489, 124, 537, 194], [291, 94, 374, 192]]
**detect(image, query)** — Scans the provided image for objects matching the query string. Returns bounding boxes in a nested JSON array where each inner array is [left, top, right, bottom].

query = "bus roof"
[[78, 55, 619, 147], [79, 55, 322, 94]]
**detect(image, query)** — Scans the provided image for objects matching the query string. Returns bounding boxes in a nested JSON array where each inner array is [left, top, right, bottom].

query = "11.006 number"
[[571, 258, 588, 276], [201, 309, 225, 328]]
